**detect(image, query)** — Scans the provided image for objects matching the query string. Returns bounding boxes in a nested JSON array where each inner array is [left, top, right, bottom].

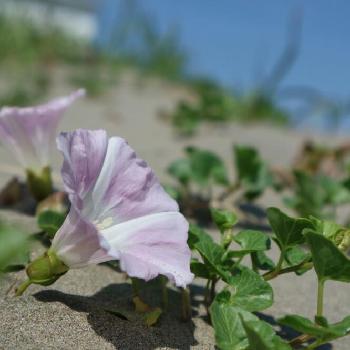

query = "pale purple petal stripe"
[[57, 129, 108, 210], [58, 130, 178, 223]]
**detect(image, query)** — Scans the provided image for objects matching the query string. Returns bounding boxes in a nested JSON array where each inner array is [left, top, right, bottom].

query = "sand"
[[0, 71, 349, 349]]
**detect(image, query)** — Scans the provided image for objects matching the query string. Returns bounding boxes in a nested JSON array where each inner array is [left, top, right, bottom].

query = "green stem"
[[131, 277, 141, 297], [209, 278, 217, 303], [250, 254, 258, 273], [15, 279, 32, 296], [181, 183, 192, 217], [263, 261, 313, 281], [263, 250, 285, 281], [289, 334, 314, 348], [218, 182, 240, 201], [181, 287, 191, 321], [204, 279, 210, 305], [232, 256, 244, 270], [316, 279, 325, 321], [305, 339, 323, 350], [160, 276, 168, 310]]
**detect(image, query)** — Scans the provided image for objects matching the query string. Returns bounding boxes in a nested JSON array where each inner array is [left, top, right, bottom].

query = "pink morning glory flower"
[[0, 89, 85, 171], [28, 129, 193, 289]]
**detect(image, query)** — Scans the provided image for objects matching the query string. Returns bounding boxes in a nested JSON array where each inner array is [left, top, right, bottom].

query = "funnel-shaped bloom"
[[0, 89, 85, 171], [49, 129, 193, 287]]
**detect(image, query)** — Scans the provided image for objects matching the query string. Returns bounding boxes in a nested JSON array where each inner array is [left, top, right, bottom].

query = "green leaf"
[[144, 307, 162, 327], [186, 146, 229, 186], [267, 207, 313, 249], [195, 236, 228, 280], [220, 266, 273, 312], [319, 175, 350, 205], [251, 251, 276, 271], [132, 296, 152, 313], [242, 318, 292, 350], [330, 316, 350, 337], [285, 246, 310, 266], [188, 223, 213, 249], [286, 171, 325, 218], [210, 301, 258, 350], [278, 315, 339, 337], [284, 246, 311, 275], [2, 248, 29, 272], [0, 223, 29, 272], [315, 316, 329, 328], [37, 210, 66, 239], [190, 259, 210, 279], [188, 224, 228, 280], [211, 208, 238, 233], [234, 230, 270, 253], [305, 230, 350, 282], [279, 314, 350, 344], [234, 145, 272, 199], [167, 158, 192, 185]]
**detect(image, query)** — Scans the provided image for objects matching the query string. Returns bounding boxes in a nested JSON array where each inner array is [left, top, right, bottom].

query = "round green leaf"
[[222, 266, 273, 312]]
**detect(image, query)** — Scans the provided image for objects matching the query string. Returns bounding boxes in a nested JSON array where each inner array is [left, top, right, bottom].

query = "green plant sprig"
[[188, 207, 350, 349]]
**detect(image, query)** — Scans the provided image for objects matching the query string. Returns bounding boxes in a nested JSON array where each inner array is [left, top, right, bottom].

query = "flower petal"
[[52, 207, 113, 269], [57, 128, 108, 210], [0, 89, 85, 169], [58, 130, 178, 224], [84, 136, 178, 223], [100, 211, 194, 287]]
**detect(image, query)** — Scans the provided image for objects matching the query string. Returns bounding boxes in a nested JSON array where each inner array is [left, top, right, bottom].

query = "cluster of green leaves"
[[166, 145, 274, 219], [234, 145, 274, 200], [169, 79, 289, 135], [166, 141, 350, 223], [189, 207, 350, 349], [171, 81, 238, 135], [165, 146, 229, 218], [168, 146, 229, 190], [285, 171, 350, 219]]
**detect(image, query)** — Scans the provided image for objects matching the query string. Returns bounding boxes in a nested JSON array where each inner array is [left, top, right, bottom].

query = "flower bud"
[[336, 230, 350, 252], [26, 249, 68, 285], [222, 230, 233, 249], [16, 249, 68, 296]]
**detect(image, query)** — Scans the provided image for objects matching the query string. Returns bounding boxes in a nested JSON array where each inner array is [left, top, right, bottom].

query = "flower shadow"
[[34, 282, 198, 350]]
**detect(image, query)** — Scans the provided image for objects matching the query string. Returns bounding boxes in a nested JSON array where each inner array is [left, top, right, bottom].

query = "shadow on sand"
[[34, 281, 201, 350], [33, 280, 333, 350]]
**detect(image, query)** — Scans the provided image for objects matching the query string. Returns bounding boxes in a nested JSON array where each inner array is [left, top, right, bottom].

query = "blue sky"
[[98, 1, 350, 106]]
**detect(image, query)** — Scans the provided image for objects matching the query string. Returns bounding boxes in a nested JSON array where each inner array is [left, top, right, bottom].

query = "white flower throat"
[[94, 217, 114, 230]]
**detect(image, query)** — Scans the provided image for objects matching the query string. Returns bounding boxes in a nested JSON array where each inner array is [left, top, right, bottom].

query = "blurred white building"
[[1, 0, 100, 40]]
